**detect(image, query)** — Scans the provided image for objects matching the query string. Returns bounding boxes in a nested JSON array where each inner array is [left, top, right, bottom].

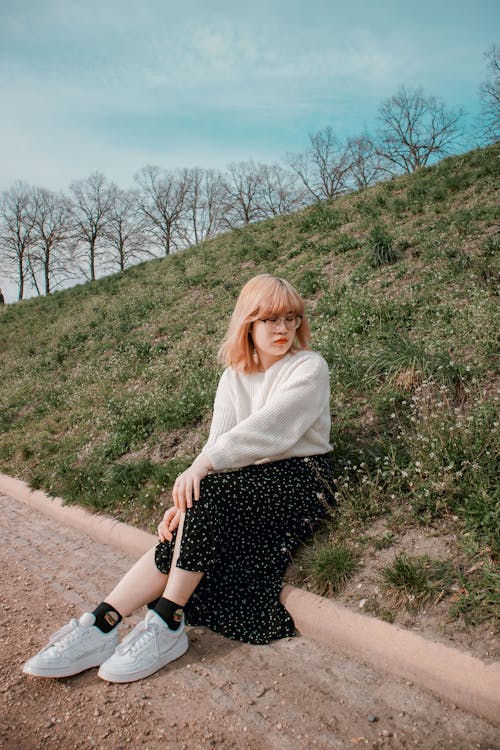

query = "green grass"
[[449, 563, 500, 627], [0, 143, 498, 627], [366, 222, 401, 267], [380, 553, 456, 608], [296, 541, 359, 595]]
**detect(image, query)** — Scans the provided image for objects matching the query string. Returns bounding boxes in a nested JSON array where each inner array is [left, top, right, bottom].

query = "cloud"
[[0, 0, 495, 193]]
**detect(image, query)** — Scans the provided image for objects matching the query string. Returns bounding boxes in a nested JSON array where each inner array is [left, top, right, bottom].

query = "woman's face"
[[250, 313, 296, 370]]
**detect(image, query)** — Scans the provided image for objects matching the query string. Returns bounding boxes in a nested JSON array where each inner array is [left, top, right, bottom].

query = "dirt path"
[[1, 493, 498, 750]]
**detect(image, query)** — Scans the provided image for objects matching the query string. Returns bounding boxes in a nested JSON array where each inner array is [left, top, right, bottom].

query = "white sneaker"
[[98, 610, 189, 683], [22, 612, 119, 678]]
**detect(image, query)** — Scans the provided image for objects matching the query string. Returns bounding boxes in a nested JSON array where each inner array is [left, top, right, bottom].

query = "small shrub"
[[355, 198, 378, 218], [367, 224, 401, 267], [300, 204, 346, 233], [391, 197, 407, 217], [430, 186, 447, 203], [333, 233, 360, 255], [299, 541, 359, 595], [381, 553, 455, 608]]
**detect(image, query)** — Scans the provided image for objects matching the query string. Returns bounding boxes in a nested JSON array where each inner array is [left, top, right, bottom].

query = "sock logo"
[[173, 608, 183, 623], [104, 611, 119, 627]]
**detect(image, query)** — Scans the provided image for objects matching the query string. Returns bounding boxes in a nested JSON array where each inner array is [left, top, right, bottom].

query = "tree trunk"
[[18, 256, 24, 300], [90, 240, 96, 281], [44, 259, 50, 294]]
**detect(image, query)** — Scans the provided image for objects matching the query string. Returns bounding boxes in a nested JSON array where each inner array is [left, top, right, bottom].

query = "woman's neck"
[[257, 350, 292, 371]]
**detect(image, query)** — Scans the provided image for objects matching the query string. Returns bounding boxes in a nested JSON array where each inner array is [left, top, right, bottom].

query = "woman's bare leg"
[[105, 514, 204, 617], [105, 546, 168, 617], [162, 514, 204, 606]]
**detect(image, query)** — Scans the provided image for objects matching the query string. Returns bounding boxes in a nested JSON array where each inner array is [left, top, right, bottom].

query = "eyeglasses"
[[257, 314, 302, 331]]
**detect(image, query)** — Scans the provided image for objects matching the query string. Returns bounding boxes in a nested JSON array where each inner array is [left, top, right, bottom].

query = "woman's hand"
[[157, 506, 182, 542], [172, 454, 213, 512]]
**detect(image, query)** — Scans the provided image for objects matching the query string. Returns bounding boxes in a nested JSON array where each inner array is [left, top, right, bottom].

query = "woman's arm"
[[171, 453, 214, 513], [202, 368, 237, 450], [160, 453, 214, 534], [168, 370, 234, 513]]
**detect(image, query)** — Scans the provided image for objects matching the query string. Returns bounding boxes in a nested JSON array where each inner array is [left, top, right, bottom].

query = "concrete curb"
[[2, 471, 499, 726]]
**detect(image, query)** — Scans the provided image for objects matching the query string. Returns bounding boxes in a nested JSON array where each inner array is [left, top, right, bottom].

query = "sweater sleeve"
[[202, 369, 237, 451], [204, 355, 330, 470]]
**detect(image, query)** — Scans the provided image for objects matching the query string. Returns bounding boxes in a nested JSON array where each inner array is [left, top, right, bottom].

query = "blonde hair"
[[218, 274, 311, 373]]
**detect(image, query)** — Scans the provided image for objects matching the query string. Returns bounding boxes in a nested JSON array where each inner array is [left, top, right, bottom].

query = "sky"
[[0, 0, 498, 300]]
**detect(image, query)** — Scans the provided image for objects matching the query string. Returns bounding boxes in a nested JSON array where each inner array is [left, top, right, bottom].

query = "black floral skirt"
[[154, 453, 336, 645]]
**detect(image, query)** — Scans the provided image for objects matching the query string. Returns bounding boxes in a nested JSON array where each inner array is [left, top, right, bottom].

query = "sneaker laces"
[[45, 619, 81, 652], [116, 618, 160, 657]]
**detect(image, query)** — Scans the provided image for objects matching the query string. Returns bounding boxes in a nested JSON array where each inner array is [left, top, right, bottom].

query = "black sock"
[[154, 597, 184, 630], [92, 602, 123, 633], [147, 597, 161, 610]]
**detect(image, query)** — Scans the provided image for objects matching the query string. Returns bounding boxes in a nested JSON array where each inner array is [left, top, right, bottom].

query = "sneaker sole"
[[97, 634, 189, 683], [22, 649, 117, 679]]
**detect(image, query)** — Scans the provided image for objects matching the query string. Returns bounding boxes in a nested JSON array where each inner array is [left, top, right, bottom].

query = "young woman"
[[23, 274, 335, 683]]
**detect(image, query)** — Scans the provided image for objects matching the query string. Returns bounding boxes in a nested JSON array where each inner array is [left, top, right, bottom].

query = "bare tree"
[[135, 166, 191, 256], [375, 86, 464, 174], [0, 182, 37, 300], [105, 186, 146, 271], [184, 168, 225, 246], [256, 163, 306, 217], [70, 172, 114, 281], [29, 187, 74, 294], [195, 161, 305, 232], [345, 133, 385, 191], [220, 161, 266, 229], [478, 44, 500, 144], [287, 127, 353, 202]]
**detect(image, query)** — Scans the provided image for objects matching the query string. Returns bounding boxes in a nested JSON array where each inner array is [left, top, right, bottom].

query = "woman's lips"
[[274, 338, 289, 344]]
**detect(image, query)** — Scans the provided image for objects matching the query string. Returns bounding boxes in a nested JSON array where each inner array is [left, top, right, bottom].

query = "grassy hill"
[[1, 144, 498, 634]]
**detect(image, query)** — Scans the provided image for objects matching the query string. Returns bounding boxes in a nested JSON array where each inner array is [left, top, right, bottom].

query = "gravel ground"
[[1, 493, 498, 750]]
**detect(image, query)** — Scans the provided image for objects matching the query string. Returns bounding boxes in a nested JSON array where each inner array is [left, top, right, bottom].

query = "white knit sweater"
[[202, 350, 332, 471]]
